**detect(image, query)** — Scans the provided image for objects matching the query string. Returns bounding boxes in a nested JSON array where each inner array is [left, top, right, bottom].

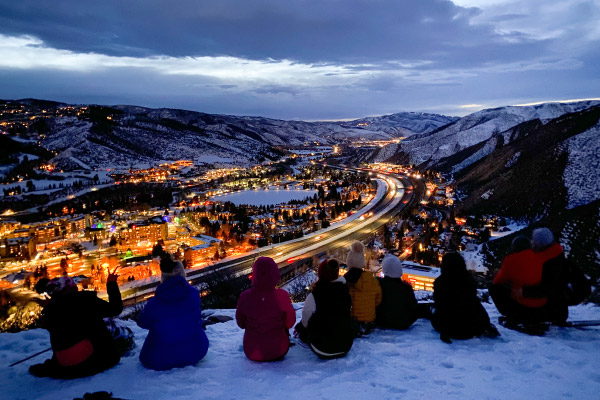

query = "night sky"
[[0, 0, 598, 119]]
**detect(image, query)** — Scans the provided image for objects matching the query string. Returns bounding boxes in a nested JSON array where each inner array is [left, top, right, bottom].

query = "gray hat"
[[532, 228, 555, 251], [382, 255, 403, 278]]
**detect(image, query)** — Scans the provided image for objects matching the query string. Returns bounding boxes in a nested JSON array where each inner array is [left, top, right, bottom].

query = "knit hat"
[[160, 255, 186, 282], [44, 276, 77, 296], [346, 241, 365, 269], [532, 228, 554, 252], [382, 254, 403, 278], [511, 236, 531, 253], [318, 259, 340, 282]]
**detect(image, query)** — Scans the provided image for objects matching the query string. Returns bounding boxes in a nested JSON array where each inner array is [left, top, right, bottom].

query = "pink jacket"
[[236, 257, 296, 361]]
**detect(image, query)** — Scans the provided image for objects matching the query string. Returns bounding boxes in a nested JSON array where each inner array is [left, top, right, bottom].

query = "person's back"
[[298, 259, 354, 359], [376, 255, 418, 330], [30, 274, 123, 379], [138, 257, 209, 370], [236, 257, 296, 361], [432, 253, 492, 341], [344, 241, 382, 327]]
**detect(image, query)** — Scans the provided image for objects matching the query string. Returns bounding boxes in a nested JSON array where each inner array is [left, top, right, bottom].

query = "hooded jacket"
[[235, 257, 296, 361], [344, 268, 382, 323], [137, 275, 209, 370]]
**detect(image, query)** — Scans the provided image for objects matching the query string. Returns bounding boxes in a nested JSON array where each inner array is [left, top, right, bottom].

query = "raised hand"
[[107, 266, 120, 283]]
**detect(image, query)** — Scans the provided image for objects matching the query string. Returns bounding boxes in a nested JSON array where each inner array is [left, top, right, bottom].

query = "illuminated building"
[[0, 237, 36, 259], [184, 235, 222, 268], [34, 225, 60, 244], [401, 261, 441, 292], [119, 217, 168, 246]]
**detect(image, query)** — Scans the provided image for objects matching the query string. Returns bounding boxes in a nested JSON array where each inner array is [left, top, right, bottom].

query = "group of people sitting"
[[28, 227, 588, 378]]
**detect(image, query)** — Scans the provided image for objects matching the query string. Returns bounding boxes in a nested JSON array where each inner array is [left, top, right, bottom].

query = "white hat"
[[382, 255, 403, 278], [346, 241, 365, 269]]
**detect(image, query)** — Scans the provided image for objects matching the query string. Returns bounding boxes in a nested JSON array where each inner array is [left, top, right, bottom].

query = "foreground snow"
[[1, 303, 600, 400]]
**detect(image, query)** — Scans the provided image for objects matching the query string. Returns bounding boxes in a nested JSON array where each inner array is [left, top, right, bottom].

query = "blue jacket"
[[137, 275, 209, 370]]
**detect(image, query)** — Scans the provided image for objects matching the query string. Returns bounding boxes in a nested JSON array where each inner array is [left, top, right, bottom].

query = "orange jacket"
[[345, 268, 382, 323]]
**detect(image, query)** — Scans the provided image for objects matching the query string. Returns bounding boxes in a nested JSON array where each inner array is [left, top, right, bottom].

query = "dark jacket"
[[376, 276, 418, 330], [137, 275, 209, 370], [38, 281, 123, 378], [307, 279, 354, 359], [432, 270, 490, 340]]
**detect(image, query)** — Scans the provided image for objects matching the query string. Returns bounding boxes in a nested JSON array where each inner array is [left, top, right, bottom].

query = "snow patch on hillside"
[[564, 123, 600, 209], [452, 137, 498, 173]]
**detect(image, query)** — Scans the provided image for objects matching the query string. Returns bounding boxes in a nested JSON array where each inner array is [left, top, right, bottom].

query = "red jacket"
[[236, 257, 296, 361], [494, 244, 565, 308], [494, 249, 546, 307]]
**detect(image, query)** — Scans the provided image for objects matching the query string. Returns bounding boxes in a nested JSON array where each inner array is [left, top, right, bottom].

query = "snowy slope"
[[401, 101, 600, 165], [345, 112, 458, 136], [1, 303, 599, 400], [564, 122, 600, 209]]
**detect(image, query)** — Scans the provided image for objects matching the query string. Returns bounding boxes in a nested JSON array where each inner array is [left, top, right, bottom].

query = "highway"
[[119, 166, 421, 307]]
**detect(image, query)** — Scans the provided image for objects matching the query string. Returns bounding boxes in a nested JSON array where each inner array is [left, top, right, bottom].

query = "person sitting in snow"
[[295, 258, 354, 359], [491, 235, 546, 325], [431, 253, 498, 343], [236, 256, 296, 362], [344, 241, 382, 336], [492, 228, 590, 327], [30, 270, 126, 379], [137, 254, 209, 370], [376, 254, 419, 330]]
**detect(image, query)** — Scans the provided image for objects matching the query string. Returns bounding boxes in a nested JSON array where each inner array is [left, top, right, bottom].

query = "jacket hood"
[[251, 256, 280, 291], [155, 275, 190, 303]]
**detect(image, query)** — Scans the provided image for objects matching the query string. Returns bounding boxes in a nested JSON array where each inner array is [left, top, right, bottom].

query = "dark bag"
[[564, 261, 591, 306]]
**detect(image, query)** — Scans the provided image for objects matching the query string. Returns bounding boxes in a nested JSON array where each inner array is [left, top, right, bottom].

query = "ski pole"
[[9, 347, 52, 367]]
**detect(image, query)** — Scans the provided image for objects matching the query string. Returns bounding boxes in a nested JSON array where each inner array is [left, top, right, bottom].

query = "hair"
[[440, 252, 467, 276], [511, 236, 531, 253], [532, 228, 555, 252], [318, 259, 340, 282]]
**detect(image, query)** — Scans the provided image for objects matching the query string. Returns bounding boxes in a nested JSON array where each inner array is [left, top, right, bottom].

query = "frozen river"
[[210, 188, 317, 206]]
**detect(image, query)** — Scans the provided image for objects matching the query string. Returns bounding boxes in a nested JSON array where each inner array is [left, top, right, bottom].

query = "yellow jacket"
[[345, 268, 382, 323]]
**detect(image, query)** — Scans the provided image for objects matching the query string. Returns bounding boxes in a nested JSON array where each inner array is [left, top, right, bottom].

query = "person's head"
[[382, 254, 404, 278], [318, 259, 340, 282], [346, 241, 365, 269], [510, 236, 531, 253], [160, 253, 186, 283], [251, 256, 280, 290], [38, 276, 78, 297], [532, 228, 555, 252], [440, 252, 467, 276]]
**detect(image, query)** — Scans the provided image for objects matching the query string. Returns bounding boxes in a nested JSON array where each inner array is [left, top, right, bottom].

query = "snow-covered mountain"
[[4, 101, 451, 170], [400, 101, 600, 166], [433, 105, 600, 275], [343, 112, 458, 137]]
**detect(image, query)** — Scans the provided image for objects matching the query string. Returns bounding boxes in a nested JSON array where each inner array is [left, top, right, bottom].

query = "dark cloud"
[[0, 1, 598, 119], [0, 0, 550, 67]]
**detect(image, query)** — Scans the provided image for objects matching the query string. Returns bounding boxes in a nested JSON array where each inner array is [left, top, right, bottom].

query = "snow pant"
[[489, 284, 567, 324], [29, 319, 133, 379]]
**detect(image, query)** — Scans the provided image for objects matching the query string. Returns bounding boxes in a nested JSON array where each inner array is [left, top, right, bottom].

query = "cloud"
[[0, 1, 598, 119]]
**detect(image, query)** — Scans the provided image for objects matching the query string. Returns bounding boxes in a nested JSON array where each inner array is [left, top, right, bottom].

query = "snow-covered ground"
[[211, 189, 317, 207], [1, 302, 599, 400]]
